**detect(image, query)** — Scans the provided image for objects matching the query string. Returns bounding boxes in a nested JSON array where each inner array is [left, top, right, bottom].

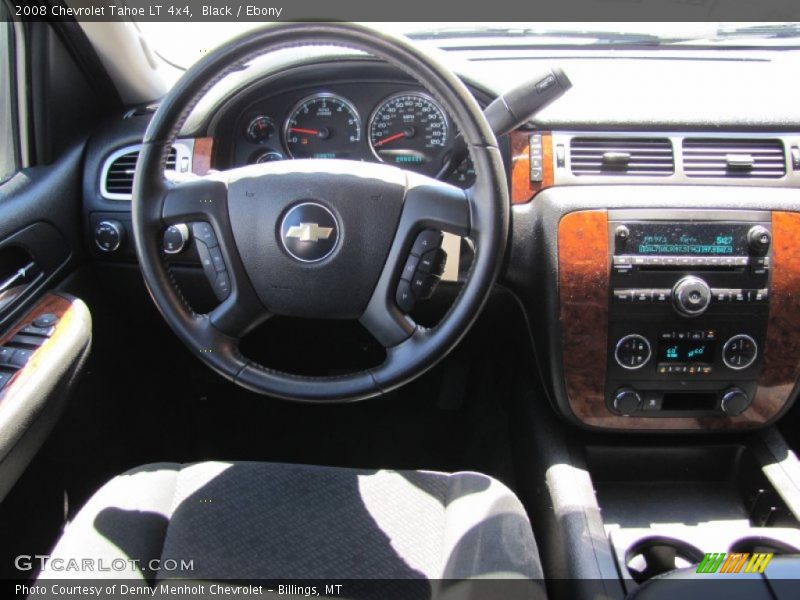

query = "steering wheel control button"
[[411, 272, 440, 300], [191, 222, 219, 248], [401, 254, 420, 280], [163, 224, 190, 254], [723, 334, 758, 370], [411, 230, 443, 257], [721, 388, 751, 416], [280, 202, 339, 263], [672, 276, 712, 317], [396, 280, 416, 313], [418, 248, 447, 276], [33, 313, 58, 328], [94, 220, 125, 253], [212, 271, 231, 301], [614, 334, 652, 370], [612, 388, 642, 416]]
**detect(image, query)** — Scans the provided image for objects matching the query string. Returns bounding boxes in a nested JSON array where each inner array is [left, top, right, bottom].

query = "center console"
[[606, 210, 771, 418], [548, 196, 800, 431]]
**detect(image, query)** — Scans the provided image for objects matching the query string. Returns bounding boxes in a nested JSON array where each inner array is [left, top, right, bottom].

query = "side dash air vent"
[[683, 138, 786, 179], [102, 146, 179, 199], [570, 137, 674, 176]]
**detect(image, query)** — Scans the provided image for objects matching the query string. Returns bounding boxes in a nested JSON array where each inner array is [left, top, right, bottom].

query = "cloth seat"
[[39, 461, 543, 593]]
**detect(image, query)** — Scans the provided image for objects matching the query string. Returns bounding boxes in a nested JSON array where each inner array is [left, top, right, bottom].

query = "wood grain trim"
[[0, 295, 75, 405], [559, 210, 800, 431], [510, 131, 553, 204], [752, 211, 800, 422], [192, 137, 214, 175], [558, 210, 610, 422]]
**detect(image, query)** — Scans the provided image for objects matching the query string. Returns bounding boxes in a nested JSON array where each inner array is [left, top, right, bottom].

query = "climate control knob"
[[720, 388, 751, 416], [614, 334, 651, 369], [722, 334, 758, 370], [672, 276, 712, 317], [613, 388, 642, 416]]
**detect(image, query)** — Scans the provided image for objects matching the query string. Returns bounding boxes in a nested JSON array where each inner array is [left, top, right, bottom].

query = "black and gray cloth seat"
[[39, 461, 543, 589]]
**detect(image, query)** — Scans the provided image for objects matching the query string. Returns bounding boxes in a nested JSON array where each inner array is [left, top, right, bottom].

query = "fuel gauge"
[[245, 116, 275, 144]]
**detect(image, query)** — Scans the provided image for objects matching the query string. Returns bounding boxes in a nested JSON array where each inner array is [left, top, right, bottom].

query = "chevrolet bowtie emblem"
[[285, 222, 334, 243]]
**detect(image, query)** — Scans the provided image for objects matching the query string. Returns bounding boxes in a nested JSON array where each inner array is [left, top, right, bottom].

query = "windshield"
[[136, 21, 800, 72]]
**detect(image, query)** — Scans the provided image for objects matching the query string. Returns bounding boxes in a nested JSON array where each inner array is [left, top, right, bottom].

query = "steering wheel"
[[132, 22, 509, 402]]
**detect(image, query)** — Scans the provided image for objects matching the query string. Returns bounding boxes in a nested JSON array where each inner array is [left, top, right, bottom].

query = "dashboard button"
[[20, 324, 55, 338], [612, 388, 642, 416], [613, 289, 633, 303], [0, 347, 15, 366], [0, 371, 11, 391], [33, 313, 58, 328], [10, 349, 34, 368]]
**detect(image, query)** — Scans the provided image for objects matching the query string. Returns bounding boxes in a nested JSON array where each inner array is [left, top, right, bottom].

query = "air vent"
[[683, 138, 786, 178], [570, 137, 674, 176], [102, 146, 178, 198]]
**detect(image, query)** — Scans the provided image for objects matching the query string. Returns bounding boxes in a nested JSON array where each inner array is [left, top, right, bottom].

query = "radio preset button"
[[615, 334, 651, 370], [722, 334, 758, 370]]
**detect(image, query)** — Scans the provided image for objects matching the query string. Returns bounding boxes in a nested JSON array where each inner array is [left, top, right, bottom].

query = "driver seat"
[[38, 462, 543, 588]]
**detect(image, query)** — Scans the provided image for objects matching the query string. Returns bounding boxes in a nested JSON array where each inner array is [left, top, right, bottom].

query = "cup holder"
[[729, 536, 800, 555], [625, 536, 705, 583]]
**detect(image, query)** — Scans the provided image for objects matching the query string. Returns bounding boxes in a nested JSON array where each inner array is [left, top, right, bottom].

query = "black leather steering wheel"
[[132, 22, 508, 402]]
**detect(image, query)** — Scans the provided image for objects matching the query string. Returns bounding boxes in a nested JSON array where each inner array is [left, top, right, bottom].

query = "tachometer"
[[283, 93, 361, 159], [368, 92, 450, 174]]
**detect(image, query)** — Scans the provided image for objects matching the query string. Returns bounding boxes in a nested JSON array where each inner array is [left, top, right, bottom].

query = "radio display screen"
[[657, 340, 716, 364], [625, 223, 751, 256]]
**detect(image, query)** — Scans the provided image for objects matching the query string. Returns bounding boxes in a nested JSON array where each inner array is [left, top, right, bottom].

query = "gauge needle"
[[374, 132, 406, 147], [290, 127, 320, 135]]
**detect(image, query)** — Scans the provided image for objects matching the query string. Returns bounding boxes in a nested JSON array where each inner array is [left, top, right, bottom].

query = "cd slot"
[[638, 264, 742, 272]]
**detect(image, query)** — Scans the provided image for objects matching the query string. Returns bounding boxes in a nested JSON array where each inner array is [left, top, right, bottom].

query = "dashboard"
[[82, 52, 800, 434], [212, 78, 478, 188]]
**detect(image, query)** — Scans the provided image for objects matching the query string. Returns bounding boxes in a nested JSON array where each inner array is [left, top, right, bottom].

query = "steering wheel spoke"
[[360, 175, 470, 348], [160, 173, 270, 339]]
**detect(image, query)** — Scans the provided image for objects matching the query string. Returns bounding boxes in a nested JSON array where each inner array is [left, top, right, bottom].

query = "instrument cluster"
[[225, 83, 476, 188]]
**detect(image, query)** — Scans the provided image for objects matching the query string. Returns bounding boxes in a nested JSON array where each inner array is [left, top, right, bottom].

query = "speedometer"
[[283, 93, 361, 159], [368, 92, 450, 174]]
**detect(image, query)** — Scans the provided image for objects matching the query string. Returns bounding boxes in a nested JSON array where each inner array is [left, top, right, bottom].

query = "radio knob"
[[614, 225, 630, 249], [613, 388, 642, 416], [720, 387, 751, 416], [672, 276, 712, 317], [747, 226, 771, 254]]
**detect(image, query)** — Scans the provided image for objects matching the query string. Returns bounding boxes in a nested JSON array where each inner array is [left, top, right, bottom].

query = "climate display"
[[626, 223, 750, 256], [658, 340, 717, 364]]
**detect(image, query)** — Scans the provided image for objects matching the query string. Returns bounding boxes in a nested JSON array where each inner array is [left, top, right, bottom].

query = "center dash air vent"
[[102, 146, 179, 199], [682, 138, 786, 178], [570, 137, 674, 176]]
